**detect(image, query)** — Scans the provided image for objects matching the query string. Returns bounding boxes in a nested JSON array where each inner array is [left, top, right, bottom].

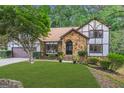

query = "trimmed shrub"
[[78, 50, 87, 57], [87, 57, 99, 65], [47, 54, 57, 59], [0, 50, 12, 58], [58, 52, 64, 62], [100, 60, 111, 70], [78, 50, 87, 63], [33, 52, 41, 59], [108, 53, 124, 71], [72, 55, 79, 64], [6, 51, 12, 58], [0, 51, 6, 58]]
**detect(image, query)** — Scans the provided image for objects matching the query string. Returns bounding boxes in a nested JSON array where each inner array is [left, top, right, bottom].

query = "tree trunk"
[[28, 51, 34, 64]]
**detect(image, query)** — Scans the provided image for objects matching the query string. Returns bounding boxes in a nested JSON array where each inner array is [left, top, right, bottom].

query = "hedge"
[[108, 53, 124, 71], [0, 50, 12, 58], [33, 52, 41, 59], [87, 57, 100, 65], [100, 60, 111, 70]]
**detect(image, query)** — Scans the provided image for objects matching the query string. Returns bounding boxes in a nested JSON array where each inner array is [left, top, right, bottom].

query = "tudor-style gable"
[[78, 20, 109, 56], [78, 20, 109, 33]]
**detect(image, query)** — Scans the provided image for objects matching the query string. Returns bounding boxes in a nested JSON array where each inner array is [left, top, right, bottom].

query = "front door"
[[66, 40, 73, 55]]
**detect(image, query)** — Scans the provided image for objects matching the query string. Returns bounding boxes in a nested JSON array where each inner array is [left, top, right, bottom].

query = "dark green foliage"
[[0, 50, 12, 58], [108, 53, 124, 71], [58, 52, 64, 62], [0, 6, 50, 63], [0, 5, 124, 57], [72, 55, 79, 64], [110, 30, 124, 54], [58, 52, 64, 58], [48, 5, 124, 31], [78, 50, 87, 57], [47, 54, 57, 59], [0, 35, 8, 50], [78, 50, 87, 63], [100, 60, 111, 70], [33, 52, 41, 59], [0, 62, 100, 88], [87, 57, 99, 65], [6, 50, 12, 58], [48, 5, 124, 54]]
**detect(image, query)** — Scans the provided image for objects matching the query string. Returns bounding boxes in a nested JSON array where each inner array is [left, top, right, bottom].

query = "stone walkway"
[[88, 67, 122, 88], [0, 58, 28, 67]]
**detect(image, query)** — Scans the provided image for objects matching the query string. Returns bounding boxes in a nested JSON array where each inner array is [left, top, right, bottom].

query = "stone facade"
[[58, 42, 62, 52], [41, 30, 88, 60], [61, 30, 88, 56]]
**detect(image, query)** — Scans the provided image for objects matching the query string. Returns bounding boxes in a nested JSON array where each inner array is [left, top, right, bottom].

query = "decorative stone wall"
[[0, 79, 23, 88], [61, 31, 87, 56]]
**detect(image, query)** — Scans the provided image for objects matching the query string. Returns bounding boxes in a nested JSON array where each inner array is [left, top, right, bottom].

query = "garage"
[[12, 47, 29, 58]]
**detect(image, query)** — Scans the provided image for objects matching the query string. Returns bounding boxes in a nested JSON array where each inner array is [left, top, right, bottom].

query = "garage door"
[[12, 47, 29, 58]]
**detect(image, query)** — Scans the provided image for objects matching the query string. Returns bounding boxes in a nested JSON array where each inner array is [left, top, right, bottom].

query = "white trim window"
[[89, 44, 103, 53], [89, 30, 103, 38], [45, 42, 58, 54]]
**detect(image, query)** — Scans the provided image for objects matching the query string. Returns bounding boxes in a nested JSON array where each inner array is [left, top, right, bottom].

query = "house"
[[7, 20, 110, 60], [78, 20, 110, 56]]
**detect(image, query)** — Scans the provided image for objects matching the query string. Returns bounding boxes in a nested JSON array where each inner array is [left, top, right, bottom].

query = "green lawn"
[[0, 61, 100, 88]]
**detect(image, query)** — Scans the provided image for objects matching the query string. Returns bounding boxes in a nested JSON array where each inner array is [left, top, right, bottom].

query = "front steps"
[[63, 55, 73, 61]]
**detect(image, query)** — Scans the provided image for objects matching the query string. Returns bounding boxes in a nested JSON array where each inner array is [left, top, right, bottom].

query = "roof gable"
[[77, 19, 111, 31], [41, 27, 78, 42], [78, 19, 110, 32], [60, 29, 89, 39]]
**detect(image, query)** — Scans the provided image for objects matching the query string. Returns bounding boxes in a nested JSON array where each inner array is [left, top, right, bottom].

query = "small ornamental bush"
[[58, 52, 64, 63], [78, 50, 87, 57], [87, 57, 99, 65], [0, 50, 12, 58], [100, 60, 111, 70], [78, 50, 87, 63], [33, 52, 41, 59], [72, 54, 79, 64], [47, 54, 56, 59], [108, 53, 124, 71], [6, 51, 12, 58]]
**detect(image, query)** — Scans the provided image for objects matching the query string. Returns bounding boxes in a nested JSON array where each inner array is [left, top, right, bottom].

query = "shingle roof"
[[60, 28, 89, 39], [40, 19, 109, 42], [41, 27, 79, 42]]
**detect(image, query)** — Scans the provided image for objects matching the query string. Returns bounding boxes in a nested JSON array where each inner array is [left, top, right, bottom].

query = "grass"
[[0, 61, 100, 88]]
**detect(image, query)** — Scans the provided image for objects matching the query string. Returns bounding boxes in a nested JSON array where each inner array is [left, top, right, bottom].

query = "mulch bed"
[[88, 66, 124, 88]]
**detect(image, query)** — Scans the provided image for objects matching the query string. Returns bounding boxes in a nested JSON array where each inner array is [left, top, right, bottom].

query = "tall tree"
[[0, 6, 50, 63]]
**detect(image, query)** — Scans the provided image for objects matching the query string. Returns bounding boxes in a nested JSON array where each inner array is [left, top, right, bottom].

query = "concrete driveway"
[[0, 58, 28, 67]]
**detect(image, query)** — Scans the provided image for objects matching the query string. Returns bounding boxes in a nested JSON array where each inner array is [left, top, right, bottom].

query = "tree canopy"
[[46, 5, 124, 54], [0, 6, 50, 63], [44, 5, 124, 31]]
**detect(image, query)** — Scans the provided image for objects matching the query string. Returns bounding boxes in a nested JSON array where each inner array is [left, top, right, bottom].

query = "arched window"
[[66, 40, 73, 55]]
